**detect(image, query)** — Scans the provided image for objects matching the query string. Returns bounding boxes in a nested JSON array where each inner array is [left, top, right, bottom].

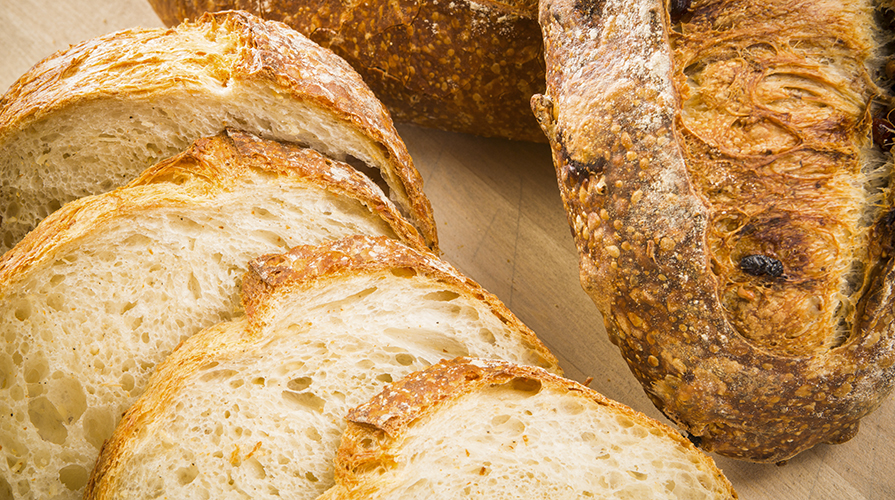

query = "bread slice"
[[0, 10, 437, 253], [85, 236, 561, 500], [320, 357, 737, 500], [0, 130, 426, 500]]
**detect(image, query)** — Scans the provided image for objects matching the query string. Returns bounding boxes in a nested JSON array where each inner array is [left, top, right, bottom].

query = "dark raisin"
[[740, 254, 784, 278]]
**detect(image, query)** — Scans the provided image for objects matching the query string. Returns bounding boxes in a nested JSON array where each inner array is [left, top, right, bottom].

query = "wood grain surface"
[[1, 1, 893, 498]]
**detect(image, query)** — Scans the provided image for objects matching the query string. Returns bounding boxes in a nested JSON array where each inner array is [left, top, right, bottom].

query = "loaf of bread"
[[0, 130, 429, 500], [317, 356, 736, 499], [0, 10, 437, 254], [533, 0, 895, 462], [144, 0, 548, 142], [84, 236, 561, 499]]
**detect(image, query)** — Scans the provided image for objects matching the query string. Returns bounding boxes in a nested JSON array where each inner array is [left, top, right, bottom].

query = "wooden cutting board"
[[1, 1, 893, 498]]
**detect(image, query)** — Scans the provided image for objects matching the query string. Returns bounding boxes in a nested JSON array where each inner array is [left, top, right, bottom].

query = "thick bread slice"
[[145, 0, 548, 142], [0, 9, 437, 253], [0, 131, 426, 500], [85, 235, 561, 500], [319, 357, 737, 499], [532, 0, 895, 461]]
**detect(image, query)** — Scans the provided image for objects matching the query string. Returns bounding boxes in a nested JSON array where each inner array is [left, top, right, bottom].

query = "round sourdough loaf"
[[146, 0, 548, 142]]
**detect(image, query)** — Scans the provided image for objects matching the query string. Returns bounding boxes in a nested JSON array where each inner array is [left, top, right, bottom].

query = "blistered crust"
[[240, 235, 560, 373], [330, 357, 735, 497], [0, 10, 438, 250], [0, 130, 426, 289], [146, 0, 547, 142], [533, 0, 895, 462]]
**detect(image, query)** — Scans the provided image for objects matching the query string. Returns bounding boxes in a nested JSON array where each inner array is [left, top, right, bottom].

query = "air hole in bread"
[[394, 353, 416, 366], [176, 464, 200, 486], [376, 372, 393, 383], [120, 373, 135, 393], [282, 390, 326, 413], [188, 273, 203, 300], [422, 290, 461, 301], [23, 356, 48, 383], [312, 287, 379, 313], [305, 426, 322, 442], [28, 397, 68, 444], [0, 354, 14, 389], [390, 267, 417, 278], [305, 471, 319, 482], [199, 369, 239, 383], [13, 301, 32, 322], [509, 376, 542, 395], [82, 407, 114, 450], [59, 464, 89, 491], [478, 328, 497, 344], [287, 376, 313, 391]]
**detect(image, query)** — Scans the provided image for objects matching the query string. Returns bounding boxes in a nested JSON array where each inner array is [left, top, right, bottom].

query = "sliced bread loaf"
[[320, 357, 737, 500], [0, 130, 426, 500], [0, 10, 437, 253], [85, 235, 561, 500]]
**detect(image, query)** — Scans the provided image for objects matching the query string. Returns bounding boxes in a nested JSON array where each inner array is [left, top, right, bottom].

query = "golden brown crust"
[[0, 10, 438, 251], [533, 0, 895, 462], [0, 130, 427, 289], [145, 0, 547, 142], [239, 235, 561, 372], [330, 357, 736, 498]]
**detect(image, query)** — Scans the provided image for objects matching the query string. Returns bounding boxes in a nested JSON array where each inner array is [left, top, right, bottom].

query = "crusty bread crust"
[[145, 0, 547, 142], [323, 357, 737, 499], [240, 236, 558, 367], [533, 0, 895, 462], [0, 10, 438, 251]]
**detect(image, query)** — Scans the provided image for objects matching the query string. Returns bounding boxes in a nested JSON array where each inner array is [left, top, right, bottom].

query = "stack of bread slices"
[[0, 10, 737, 500]]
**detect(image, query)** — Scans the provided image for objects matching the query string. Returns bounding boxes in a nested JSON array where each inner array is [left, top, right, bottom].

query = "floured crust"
[[533, 0, 895, 462], [327, 357, 736, 498], [0, 130, 426, 289], [240, 235, 560, 371], [145, 0, 547, 142], [0, 10, 438, 250]]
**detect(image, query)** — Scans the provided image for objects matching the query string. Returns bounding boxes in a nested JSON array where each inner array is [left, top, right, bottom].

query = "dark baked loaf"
[[533, 0, 895, 462], [145, 0, 547, 142]]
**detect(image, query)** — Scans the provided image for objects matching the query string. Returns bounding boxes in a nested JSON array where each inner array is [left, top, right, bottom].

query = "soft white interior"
[[0, 177, 401, 500], [103, 271, 557, 500], [355, 380, 726, 499], [0, 84, 401, 252]]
